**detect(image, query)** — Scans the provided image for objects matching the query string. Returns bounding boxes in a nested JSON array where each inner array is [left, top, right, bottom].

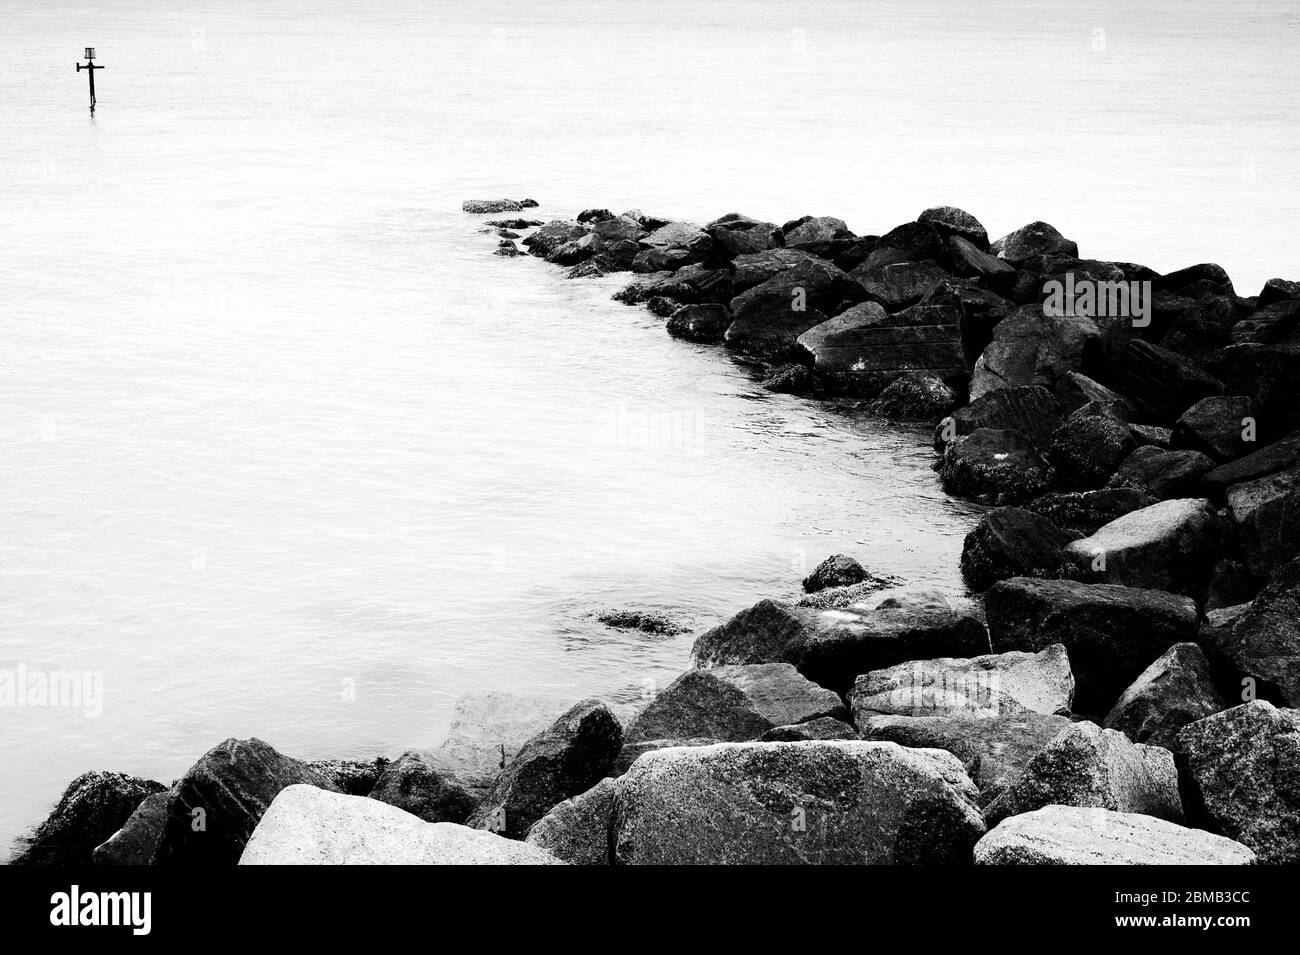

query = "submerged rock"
[[802, 554, 868, 593], [665, 303, 732, 344], [864, 371, 958, 420], [595, 609, 688, 637], [427, 691, 574, 792], [760, 362, 816, 395]]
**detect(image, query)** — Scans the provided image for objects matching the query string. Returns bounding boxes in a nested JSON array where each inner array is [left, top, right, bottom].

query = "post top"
[[84, 47, 95, 60]]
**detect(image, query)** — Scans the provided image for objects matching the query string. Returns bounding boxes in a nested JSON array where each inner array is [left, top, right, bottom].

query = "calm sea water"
[[1, 0, 1297, 855]]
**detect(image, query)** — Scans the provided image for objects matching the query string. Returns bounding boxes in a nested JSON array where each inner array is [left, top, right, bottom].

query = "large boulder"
[[1025, 488, 1158, 537], [1204, 429, 1300, 497], [730, 248, 818, 291], [152, 738, 342, 865], [762, 717, 859, 741], [611, 741, 986, 864], [524, 777, 616, 865], [665, 303, 731, 344], [625, 663, 846, 744], [91, 791, 170, 865], [991, 221, 1078, 262], [1226, 465, 1300, 576], [1102, 643, 1226, 749], [783, 215, 853, 247], [802, 554, 868, 592], [612, 737, 719, 775], [466, 698, 623, 839], [858, 221, 945, 271], [1053, 371, 1136, 418], [1202, 558, 1300, 706], [1173, 396, 1256, 461], [959, 506, 1076, 591], [1047, 407, 1138, 490], [982, 721, 1183, 826], [923, 281, 1015, 366], [705, 213, 783, 260], [1206, 342, 1300, 441], [636, 221, 712, 270], [849, 645, 1074, 720], [13, 772, 166, 865], [864, 371, 959, 420], [724, 258, 860, 359], [1257, 277, 1300, 307], [239, 785, 562, 864], [938, 385, 1064, 452], [947, 236, 1014, 279], [974, 805, 1256, 865], [853, 261, 952, 311], [969, 305, 1100, 401], [939, 428, 1055, 504], [522, 220, 587, 258], [1177, 701, 1300, 864], [1063, 498, 1223, 596], [1105, 445, 1216, 500], [986, 577, 1198, 715], [918, 206, 989, 250], [691, 589, 988, 694], [1103, 339, 1224, 424], [368, 751, 476, 824]]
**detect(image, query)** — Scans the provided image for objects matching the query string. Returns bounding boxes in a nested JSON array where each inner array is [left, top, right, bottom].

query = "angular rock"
[[1257, 277, 1300, 308], [850, 645, 1074, 721], [970, 305, 1100, 401], [368, 751, 476, 824], [625, 663, 847, 744], [986, 577, 1198, 715], [612, 737, 719, 776], [859, 221, 945, 271], [864, 371, 958, 420], [1104, 339, 1224, 424], [1105, 445, 1215, 500], [730, 248, 818, 292], [783, 215, 853, 247], [522, 220, 587, 258], [705, 213, 783, 260], [427, 691, 573, 791], [724, 258, 859, 359], [960, 506, 1076, 591], [1053, 371, 1136, 419], [1231, 298, 1300, 344], [853, 260, 952, 311], [1103, 643, 1226, 749], [974, 805, 1256, 865], [524, 777, 616, 865], [612, 741, 985, 864], [1025, 488, 1158, 537], [1226, 466, 1300, 576], [466, 698, 622, 840], [802, 554, 868, 593], [91, 791, 170, 865], [1048, 407, 1137, 490], [306, 758, 389, 796], [1177, 701, 1300, 864], [1206, 342, 1300, 440], [1202, 558, 1300, 706], [14, 772, 167, 865], [760, 362, 816, 395], [1204, 430, 1300, 496], [983, 721, 1183, 825], [939, 428, 1055, 504], [946, 235, 1014, 280], [938, 385, 1064, 452], [239, 785, 562, 865], [666, 303, 731, 344], [1154, 262, 1234, 298], [918, 206, 989, 250], [992, 221, 1078, 262], [691, 589, 989, 694], [761, 716, 859, 741]]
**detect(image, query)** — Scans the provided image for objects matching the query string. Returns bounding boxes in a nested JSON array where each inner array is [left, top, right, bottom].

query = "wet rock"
[[240, 785, 562, 864], [1202, 558, 1300, 706], [960, 506, 1076, 591], [485, 218, 542, 229], [518, 198, 539, 208], [152, 738, 342, 864], [591, 214, 644, 245], [665, 302, 732, 344], [969, 305, 1100, 401], [306, 758, 389, 796], [1225, 465, 1300, 576], [1103, 643, 1226, 749], [13, 772, 166, 865], [937, 385, 1064, 452], [724, 258, 859, 359], [705, 213, 783, 260], [462, 199, 522, 214], [853, 260, 953, 312], [494, 239, 522, 257], [918, 206, 989, 250], [691, 588, 988, 694], [595, 609, 687, 637], [612, 741, 986, 864], [645, 296, 678, 318], [761, 716, 859, 741], [1048, 407, 1138, 490], [1177, 701, 1300, 864], [90, 791, 169, 865], [864, 371, 959, 420], [850, 645, 1074, 720], [1105, 445, 1216, 499], [1103, 339, 1224, 424], [991, 221, 1078, 263], [522, 220, 587, 258], [524, 777, 615, 865], [1025, 488, 1158, 537], [983, 721, 1183, 826], [637, 221, 713, 266], [1064, 498, 1223, 596], [760, 362, 816, 395], [368, 752, 477, 824], [974, 805, 1256, 865], [467, 698, 623, 839], [986, 577, 1198, 715], [793, 573, 907, 609], [939, 428, 1055, 504], [802, 554, 868, 593]]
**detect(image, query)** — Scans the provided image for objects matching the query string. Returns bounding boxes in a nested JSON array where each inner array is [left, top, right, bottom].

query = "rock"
[[853, 261, 952, 312], [991, 221, 1078, 262], [1104, 339, 1224, 425], [1225, 466, 1300, 576], [494, 239, 522, 257], [1202, 558, 1300, 706], [486, 218, 541, 229], [760, 362, 816, 395], [918, 206, 989, 250], [1205, 430, 1300, 497], [783, 215, 853, 247], [1205, 558, 1260, 611], [591, 214, 644, 245], [1154, 262, 1235, 298], [1159, 294, 1242, 361], [90, 791, 170, 865], [858, 713, 1073, 803], [1130, 423, 1174, 448], [974, 805, 1256, 865], [802, 554, 868, 593], [665, 303, 731, 344], [524, 777, 615, 865], [1025, 488, 1158, 537], [793, 574, 907, 609], [466, 698, 622, 839], [850, 645, 1074, 720], [1232, 298, 1300, 345], [986, 577, 1198, 715], [1105, 446, 1216, 500], [1047, 408, 1138, 490], [797, 300, 965, 398], [970, 305, 1100, 401], [626, 663, 846, 744], [645, 296, 678, 318], [983, 721, 1183, 826], [1053, 371, 1136, 419], [1103, 643, 1226, 749], [576, 208, 615, 224], [306, 757, 389, 796], [761, 717, 859, 741], [724, 258, 860, 359], [638, 221, 713, 265], [938, 385, 1064, 452], [594, 609, 688, 637], [730, 248, 818, 291], [462, 199, 522, 214], [239, 785, 561, 865], [859, 222, 945, 271], [1177, 701, 1300, 864], [611, 741, 986, 864], [612, 738, 719, 775], [939, 428, 1055, 504], [518, 198, 539, 208], [946, 235, 1014, 280], [921, 281, 1014, 366], [705, 213, 783, 260], [522, 220, 587, 258], [1206, 342, 1300, 440], [426, 691, 573, 792], [368, 752, 477, 824], [546, 232, 603, 266], [151, 738, 342, 864], [863, 371, 956, 421], [1064, 497, 1223, 596], [959, 507, 1076, 591], [691, 589, 988, 694], [12, 772, 166, 865], [1257, 277, 1300, 307]]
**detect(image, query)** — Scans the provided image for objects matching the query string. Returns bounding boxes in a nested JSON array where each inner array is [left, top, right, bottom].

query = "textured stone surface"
[[940, 428, 1055, 504], [368, 751, 477, 824], [1105, 446, 1215, 500], [1025, 488, 1158, 537], [960, 506, 1076, 591], [1173, 396, 1256, 461], [665, 303, 732, 343], [970, 305, 1099, 401], [1104, 339, 1224, 424], [426, 691, 574, 791], [991, 221, 1078, 262], [91, 791, 170, 865], [802, 554, 868, 593], [1103, 643, 1226, 749], [761, 716, 859, 741], [1226, 465, 1300, 576], [864, 371, 958, 420], [1200, 558, 1300, 707], [14, 772, 167, 865], [939, 385, 1064, 451], [524, 777, 616, 865]]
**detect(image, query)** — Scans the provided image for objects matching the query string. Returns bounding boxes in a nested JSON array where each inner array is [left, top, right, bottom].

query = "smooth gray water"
[[2, 0, 1297, 854]]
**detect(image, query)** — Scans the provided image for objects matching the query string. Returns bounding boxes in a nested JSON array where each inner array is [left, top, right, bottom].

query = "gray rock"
[[666, 303, 731, 344], [522, 220, 587, 258], [1226, 465, 1300, 576], [368, 751, 477, 824], [939, 428, 1055, 504], [1173, 396, 1256, 461], [1105, 445, 1216, 500], [918, 206, 989, 250], [974, 805, 1256, 865], [426, 691, 574, 791], [986, 577, 1198, 715], [91, 791, 170, 865], [864, 371, 958, 420], [937, 385, 1064, 452], [612, 741, 986, 864], [466, 698, 623, 839], [793, 573, 906, 609], [705, 213, 783, 259], [991, 221, 1079, 262], [852, 261, 952, 311], [1177, 701, 1300, 864], [960, 506, 1076, 591], [761, 716, 859, 741], [240, 785, 562, 864], [1202, 558, 1300, 706], [983, 721, 1183, 826], [850, 645, 1074, 721], [760, 362, 816, 395], [970, 305, 1100, 401], [1205, 430, 1300, 495], [1105, 339, 1224, 425], [1103, 643, 1226, 749], [1048, 409, 1138, 490], [524, 777, 616, 865], [305, 758, 389, 796], [612, 737, 719, 775], [462, 199, 523, 214], [802, 554, 868, 593], [1025, 488, 1158, 537], [783, 215, 853, 246], [725, 258, 859, 359], [13, 772, 166, 865], [730, 248, 820, 292]]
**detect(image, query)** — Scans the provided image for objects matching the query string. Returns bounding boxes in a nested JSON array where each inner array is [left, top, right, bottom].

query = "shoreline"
[[12, 198, 1300, 865]]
